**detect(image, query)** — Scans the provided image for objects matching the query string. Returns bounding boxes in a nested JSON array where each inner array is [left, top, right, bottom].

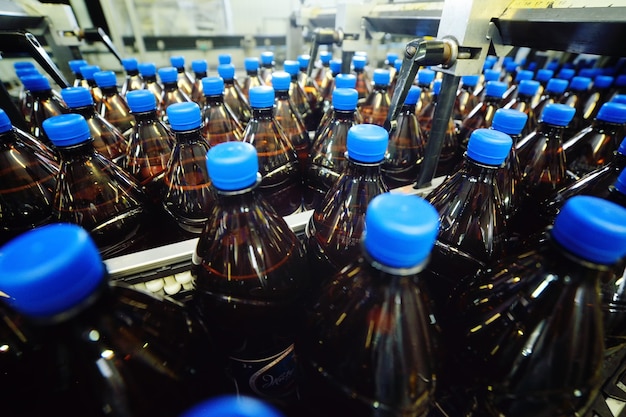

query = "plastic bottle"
[[445, 196, 626, 417], [241, 57, 264, 100], [414, 68, 436, 115], [20, 74, 67, 147], [200, 76, 244, 146], [492, 108, 528, 219], [314, 51, 333, 100], [162, 102, 214, 234], [192, 141, 309, 407], [425, 128, 512, 306], [120, 57, 143, 97], [531, 68, 554, 107], [0, 109, 58, 244], [181, 396, 285, 417], [320, 58, 342, 112], [503, 79, 539, 137], [158, 67, 191, 123], [457, 80, 508, 152], [501, 60, 519, 85], [170, 55, 194, 96], [242, 86, 303, 216], [608, 74, 626, 103], [93, 70, 135, 138], [581, 75, 615, 123], [138, 62, 163, 113], [260, 51, 275, 85], [474, 68, 501, 100], [78, 64, 104, 105], [315, 73, 359, 140], [352, 55, 372, 101], [42, 113, 146, 256], [556, 67, 575, 82], [532, 78, 569, 128], [564, 101, 626, 177], [561, 76, 593, 139], [218, 63, 251, 125], [68, 59, 89, 88], [273, 71, 310, 176], [502, 69, 534, 103], [190, 59, 208, 105], [15, 66, 40, 120], [305, 88, 359, 210], [0, 223, 218, 417], [299, 193, 439, 417], [383, 85, 425, 188], [61, 86, 128, 165], [358, 69, 390, 127], [125, 89, 175, 201], [298, 55, 323, 123], [283, 60, 314, 131], [454, 74, 480, 122]]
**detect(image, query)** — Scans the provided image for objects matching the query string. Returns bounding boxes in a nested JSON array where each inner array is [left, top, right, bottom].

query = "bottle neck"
[[194, 71, 207, 79], [332, 108, 356, 120], [345, 157, 384, 172], [275, 90, 290, 100], [173, 127, 204, 143], [126, 69, 139, 77], [462, 156, 501, 179], [132, 109, 160, 121], [373, 83, 389, 91], [362, 245, 429, 276], [224, 78, 235, 86], [163, 81, 178, 91], [176, 67, 186, 74], [537, 122, 567, 140], [144, 75, 158, 83], [68, 105, 97, 117], [246, 70, 259, 76], [31, 89, 54, 100], [204, 94, 225, 104], [56, 139, 97, 158], [100, 86, 120, 96], [0, 129, 17, 145], [252, 106, 274, 118]]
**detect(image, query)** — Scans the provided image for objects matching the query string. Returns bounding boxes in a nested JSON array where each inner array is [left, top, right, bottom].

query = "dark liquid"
[[289, 80, 314, 131], [28, 90, 67, 147], [354, 70, 372, 101], [201, 96, 244, 146], [224, 80, 251, 125], [160, 83, 191, 123], [564, 120, 623, 177], [98, 88, 135, 137], [457, 98, 499, 152], [70, 105, 128, 165], [358, 86, 390, 127], [503, 94, 535, 137], [192, 190, 309, 410], [275, 92, 311, 175]]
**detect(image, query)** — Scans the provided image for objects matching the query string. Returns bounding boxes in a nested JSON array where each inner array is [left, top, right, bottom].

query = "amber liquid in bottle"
[[274, 88, 311, 176], [201, 93, 244, 146], [28, 89, 67, 147], [97, 85, 135, 138]]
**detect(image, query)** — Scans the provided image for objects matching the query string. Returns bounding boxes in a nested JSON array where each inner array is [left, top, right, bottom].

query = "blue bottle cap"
[[373, 69, 390, 86], [13, 61, 35, 70], [271, 71, 290, 91], [15, 68, 39, 78], [603, 68, 618, 76], [483, 57, 496, 70], [545, 78, 568, 94], [503, 56, 513, 65], [329, 59, 342, 74], [126, 89, 157, 112], [492, 108, 528, 136], [461, 75, 479, 87], [167, 102, 202, 131], [333, 88, 358, 111], [594, 75, 614, 89], [518, 79, 540, 96], [536, 69, 554, 82], [612, 95, 626, 105], [180, 395, 284, 417], [552, 195, 626, 264], [0, 109, 12, 133], [386, 52, 399, 64], [515, 70, 534, 82], [244, 57, 260, 72], [596, 102, 626, 124], [249, 85, 274, 108], [260, 51, 274, 65], [505, 61, 518, 72], [20, 74, 51, 92], [202, 76, 225, 96], [320, 51, 332, 64], [483, 69, 501, 82], [417, 69, 435, 85], [217, 64, 235, 80], [0, 223, 104, 318], [541, 103, 576, 126], [364, 193, 439, 268], [335, 73, 356, 89], [578, 68, 598, 79], [556, 68, 575, 80], [485, 81, 508, 98], [68, 59, 88, 74], [207, 141, 258, 191], [615, 75, 626, 87], [615, 170, 626, 195], [466, 128, 512, 165], [527, 61, 538, 71], [569, 76, 592, 91], [297, 55, 310, 69], [283, 60, 299, 76], [42, 113, 91, 147], [352, 55, 366, 70], [218, 54, 232, 65], [170, 55, 185, 69], [433, 79, 442, 95], [61, 87, 94, 108], [93, 71, 117, 88], [394, 58, 403, 72], [405, 86, 421, 105], [138, 62, 157, 77], [79, 65, 101, 81], [346, 124, 388, 163], [121, 58, 138, 71], [158, 67, 178, 83], [619, 137, 626, 155], [546, 60, 560, 71], [192, 59, 208, 73]]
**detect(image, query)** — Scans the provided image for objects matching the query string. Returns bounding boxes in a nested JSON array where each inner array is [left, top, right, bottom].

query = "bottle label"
[[229, 343, 297, 398]]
